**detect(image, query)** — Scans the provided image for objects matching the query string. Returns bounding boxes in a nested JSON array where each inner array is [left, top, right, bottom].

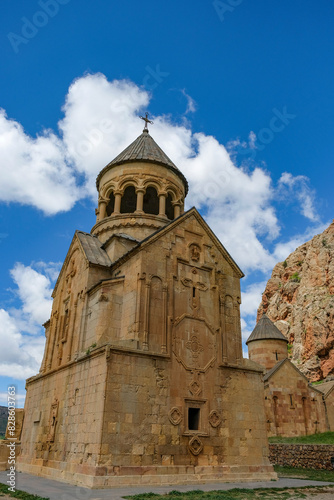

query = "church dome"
[[246, 314, 288, 345], [91, 127, 188, 244], [246, 314, 288, 371], [96, 129, 188, 195]]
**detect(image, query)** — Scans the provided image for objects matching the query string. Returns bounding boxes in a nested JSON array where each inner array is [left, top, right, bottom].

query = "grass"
[[0, 483, 49, 500], [124, 485, 334, 500], [268, 431, 334, 444], [274, 465, 334, 482]]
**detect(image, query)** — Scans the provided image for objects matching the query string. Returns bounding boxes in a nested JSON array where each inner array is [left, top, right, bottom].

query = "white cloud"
[[10, 263, 54, 331], [0, 309, 45, 380], [278, 172, 319, 222], [241, 281, 267, 317], [248, 131, 257, 149], [59, 74, 150, 198], [180, 89, 197, 114], [0, 73, 323, 273], [0, 262, 59, 381], [0, 109, 78, 214], [0, 391, 26, 407]]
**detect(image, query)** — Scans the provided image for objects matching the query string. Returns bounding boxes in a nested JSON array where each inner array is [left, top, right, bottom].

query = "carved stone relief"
[[209, 410, 222, 428], [168, 407, 183, 425], [188, 436, 203, 455], [47, 398, 59, 442]]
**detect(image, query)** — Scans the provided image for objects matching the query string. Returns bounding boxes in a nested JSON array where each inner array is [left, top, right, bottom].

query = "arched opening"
[[166, 193, 174, 220], [143, 186, 159, 215], [120, 186, 136, 214], [106, 192, 115, 216]]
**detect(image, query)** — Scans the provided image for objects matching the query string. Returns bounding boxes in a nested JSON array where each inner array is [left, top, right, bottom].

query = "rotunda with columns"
[[92, 127, 188, 243]]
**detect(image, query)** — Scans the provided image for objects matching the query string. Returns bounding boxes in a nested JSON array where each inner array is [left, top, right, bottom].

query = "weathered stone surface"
[[269, 444, 334, 470], [17, 131, 276, 486], [258, 221, 334, 381]]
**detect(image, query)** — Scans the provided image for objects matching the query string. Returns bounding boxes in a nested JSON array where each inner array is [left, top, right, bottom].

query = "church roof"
[[313, 380, 334, 398], [76, 231, 112, 267], [246, 314, 288, 345], [96, 129, 189, 194]]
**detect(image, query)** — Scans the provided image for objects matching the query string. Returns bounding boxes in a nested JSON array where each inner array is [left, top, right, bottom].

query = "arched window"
[[143, 186, 159, 215], [120, 186, 136, 214], [106, 192, 115, 216], [166, 193, 174, 220]]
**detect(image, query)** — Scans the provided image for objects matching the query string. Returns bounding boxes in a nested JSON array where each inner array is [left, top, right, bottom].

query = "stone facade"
[[263, 360, 327, 437], [247, 316, 328, 437], [17, 129, 276, 487], [315, 380, 334, 431]]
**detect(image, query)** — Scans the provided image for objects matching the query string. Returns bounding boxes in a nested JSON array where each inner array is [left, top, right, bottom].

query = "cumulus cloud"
[[0, 72, 322, 273], [0, 262, 59, 381], [0, 110, 78, 214], [59, 74, 150, 198], [0, 309, 45, 380], [241, 281, 267, 317], [9, 262, 55, 331]]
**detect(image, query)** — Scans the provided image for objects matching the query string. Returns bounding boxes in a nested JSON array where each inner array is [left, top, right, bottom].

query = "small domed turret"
[[246, 314, 288, 370]]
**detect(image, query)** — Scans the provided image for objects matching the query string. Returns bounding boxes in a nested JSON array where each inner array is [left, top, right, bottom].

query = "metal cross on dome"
[[140, 112, 154, 131]]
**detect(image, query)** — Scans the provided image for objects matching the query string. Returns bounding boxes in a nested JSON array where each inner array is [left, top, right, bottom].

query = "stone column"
[[173, 202, 181, 218], [99, 199, 107, 220], [114, 191, 122, 214], [159, 193, 167, 217], [135, 188, 145, 213]]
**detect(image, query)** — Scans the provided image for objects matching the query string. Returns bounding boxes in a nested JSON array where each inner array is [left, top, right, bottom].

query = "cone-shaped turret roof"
[[96, 129, 188, 194], [246, 314, 288, 345]]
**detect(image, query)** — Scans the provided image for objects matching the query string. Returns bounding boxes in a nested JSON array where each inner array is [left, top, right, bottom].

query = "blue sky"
[[1, 0, 334, 405]]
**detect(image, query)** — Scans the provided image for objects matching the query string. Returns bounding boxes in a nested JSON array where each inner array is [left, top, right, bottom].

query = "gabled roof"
[[263, 357, 311, 385], [263, 358, 288, 382], [313, 380, 334, 398], [246, 314, 288, 345], [52, 231, 111, 296], [76, 231, 112, 267], [96, 129, 189, 194], [110, 207, 244, 278]]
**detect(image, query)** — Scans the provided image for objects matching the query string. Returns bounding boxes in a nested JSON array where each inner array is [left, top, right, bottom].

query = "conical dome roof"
[[246, 314, 288, 345], [96, 129, 188, 194]]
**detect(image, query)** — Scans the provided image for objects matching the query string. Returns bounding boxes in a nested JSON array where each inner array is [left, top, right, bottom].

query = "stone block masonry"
[[269, 444, 334, 470]]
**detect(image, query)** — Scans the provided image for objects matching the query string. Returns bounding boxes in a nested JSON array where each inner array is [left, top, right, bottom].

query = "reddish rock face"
[[258, 221, 334, 382]]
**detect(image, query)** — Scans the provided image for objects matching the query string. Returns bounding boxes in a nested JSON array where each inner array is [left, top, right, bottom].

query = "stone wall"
[[269, 443, 334, 470]]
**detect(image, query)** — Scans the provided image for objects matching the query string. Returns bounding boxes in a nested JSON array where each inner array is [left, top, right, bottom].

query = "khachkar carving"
[[209, 410, 222, 428], [173, 315, 217, 372], [186, 334, 203, 359], [188, 436, 203, 455], [168, 407, 183, 425]]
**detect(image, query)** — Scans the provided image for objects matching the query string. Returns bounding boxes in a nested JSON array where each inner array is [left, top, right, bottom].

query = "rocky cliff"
[[257, 221, 334, 381]]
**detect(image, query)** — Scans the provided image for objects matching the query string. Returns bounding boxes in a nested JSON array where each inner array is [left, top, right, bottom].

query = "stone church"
[[18, 122, 276, 487], [247, 314, 329, 437]]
